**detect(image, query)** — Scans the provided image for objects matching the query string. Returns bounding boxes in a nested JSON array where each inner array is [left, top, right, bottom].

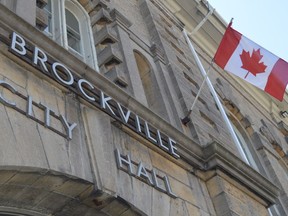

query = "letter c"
[[0, 80, 17, 107], [77, 79, 96, 102]]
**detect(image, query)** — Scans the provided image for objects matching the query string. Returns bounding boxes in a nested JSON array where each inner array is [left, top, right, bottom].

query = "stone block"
[[185, 203, 201, 216], [31, 192, 72, 213], [211, 193, 230, 216], [82, 107, 117, 191], [32, 174, 67, 190], [14, 186, 50, 208], [0, 54, 27, 89], [115, 169, 134, 206], [0, 170, 18, 184], [151, 188, 171, 216], [131, 177, 153, 216], [169, 177, 196, 205], [7, 172, 41, 186], [169, 198, 189, 216], [64, 97, 93, 181], [5, 109, 49, 168], [101, 199, 130, 216], [0, 104, 23, 166], [36, 126, 72, 174], [53, 179, 92, 198], [149, 150, 190, 186], [0, 184, 26, 204], [206, 176, 224, 198]]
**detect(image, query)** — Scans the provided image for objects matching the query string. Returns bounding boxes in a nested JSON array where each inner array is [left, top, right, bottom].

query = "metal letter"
[[10, 32, 27, 56], [100, 91, 115, 115], [33, 47, 48, 72], [52, 62, 74, 86], [168, 138, 180, 158], [163, 175, 177, 198], [135, 115, 142, 133], [144, 121, 157, 143], [26, 95, 33, 118], [156, 130, 169, 151], [115, 149, 133, 174], [117, 102, 131, 124], [59, 115, 77, 140], [136, 162, 153, 185], [151, 169, 162, 191], [0, 80, 17, 107], [77, 79, 96, 102], [40, 103, 55, 127]]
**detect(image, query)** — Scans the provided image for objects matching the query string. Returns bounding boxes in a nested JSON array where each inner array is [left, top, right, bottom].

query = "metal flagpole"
[[181, 68, 210, 125], [182, 29, 242, 148]]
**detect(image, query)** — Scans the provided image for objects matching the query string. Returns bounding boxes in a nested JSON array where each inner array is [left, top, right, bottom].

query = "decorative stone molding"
[[104, 67, 128, 88], [150, 43, 165, 63], [94, 25, 118, 46], [110, 9, 132, 30], [91, 8, 112, 27], [85, 0, 109, 14], [97, 44, 122, 67]]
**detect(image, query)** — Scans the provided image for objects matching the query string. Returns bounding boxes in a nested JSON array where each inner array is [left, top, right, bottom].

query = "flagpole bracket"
[[181, 116, 191, 125]]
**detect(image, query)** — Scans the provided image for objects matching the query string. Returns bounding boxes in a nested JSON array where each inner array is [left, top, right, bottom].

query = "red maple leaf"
[[240, 48, 267, 78]]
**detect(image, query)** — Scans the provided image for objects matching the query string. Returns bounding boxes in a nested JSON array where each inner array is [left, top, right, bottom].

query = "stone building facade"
[[0, 0, 287, 215]]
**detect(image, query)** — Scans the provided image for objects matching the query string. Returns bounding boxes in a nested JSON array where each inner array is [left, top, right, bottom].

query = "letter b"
[[10, 32, 27, 56]]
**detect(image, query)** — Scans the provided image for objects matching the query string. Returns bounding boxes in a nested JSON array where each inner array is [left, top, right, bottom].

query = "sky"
[[208, 0, 288, 62]]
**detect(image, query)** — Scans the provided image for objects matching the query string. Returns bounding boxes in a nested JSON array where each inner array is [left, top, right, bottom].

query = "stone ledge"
[[202, 141, 279, 206]]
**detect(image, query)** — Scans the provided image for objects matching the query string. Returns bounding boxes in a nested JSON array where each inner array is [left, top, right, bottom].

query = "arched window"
[[229, 114, 259, 170], [134, 51, 154, 107], [41, 0, 98, 70], [65, 9, 81, 54]]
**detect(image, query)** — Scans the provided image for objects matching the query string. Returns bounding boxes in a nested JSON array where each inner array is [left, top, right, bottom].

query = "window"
[[41, 0, 98, 70], [65, 9, 81, 54], [229, 115, 259, 171], [232, 124, 257, 168], [43, 0, 52, 36]]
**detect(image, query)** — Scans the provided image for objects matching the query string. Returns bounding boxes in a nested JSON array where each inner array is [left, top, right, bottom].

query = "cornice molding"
[[203, 141, 279, 205]]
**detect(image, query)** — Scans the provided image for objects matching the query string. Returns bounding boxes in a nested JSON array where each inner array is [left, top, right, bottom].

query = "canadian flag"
[[214, 23, 288, 101]]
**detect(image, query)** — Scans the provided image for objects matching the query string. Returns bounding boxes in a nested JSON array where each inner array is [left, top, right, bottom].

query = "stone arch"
[[0, 166, 142, 216]]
